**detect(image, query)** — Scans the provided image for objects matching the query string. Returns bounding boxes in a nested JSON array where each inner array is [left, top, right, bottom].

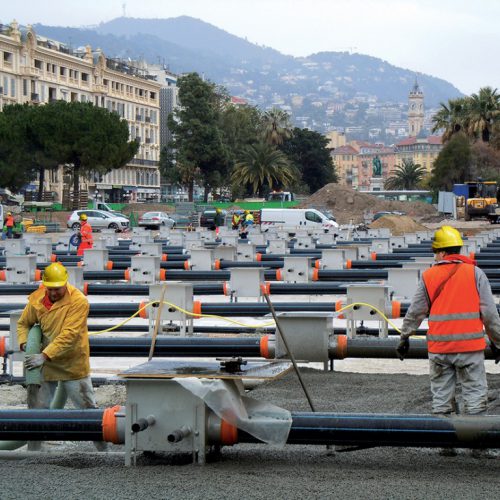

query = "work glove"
[[490, 343, 500, 365], [24, 353, 46, 370], [396, 337, 410, 361]]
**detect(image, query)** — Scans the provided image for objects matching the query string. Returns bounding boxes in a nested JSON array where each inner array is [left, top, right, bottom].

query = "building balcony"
[[94, 84, 107, 93], [21, 67, 40, 77], [128, 158, 159, 167]]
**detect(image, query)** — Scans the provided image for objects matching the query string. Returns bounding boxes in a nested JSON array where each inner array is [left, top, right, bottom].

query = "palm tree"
[[431, 98, 468, 142], [384, 159, 426, 190], [231, 141, 296, 196], [262, 108, 292, 145], [466, 86, 500, 143]]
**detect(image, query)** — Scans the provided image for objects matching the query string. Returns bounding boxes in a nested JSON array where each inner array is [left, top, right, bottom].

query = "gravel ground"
[[1, 369, 500, 500]]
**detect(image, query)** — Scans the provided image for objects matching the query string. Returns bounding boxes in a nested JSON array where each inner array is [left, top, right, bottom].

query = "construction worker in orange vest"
[[77, 213, 93, 256], [397, 226, 500, 422], [3, 211, 15, 239]]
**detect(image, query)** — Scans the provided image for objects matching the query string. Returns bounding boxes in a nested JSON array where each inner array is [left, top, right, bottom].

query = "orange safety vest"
[[4, 215, 14, 227], [77, 221, 93, 256], [423, 262, 486, 354]]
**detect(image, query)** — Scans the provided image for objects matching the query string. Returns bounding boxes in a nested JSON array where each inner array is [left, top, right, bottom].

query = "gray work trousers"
[[429, 351, 488, 415], [38, 375, 98, 409]]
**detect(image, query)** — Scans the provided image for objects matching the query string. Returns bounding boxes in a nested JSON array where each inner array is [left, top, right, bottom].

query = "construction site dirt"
[[1, 367, 500, 500]]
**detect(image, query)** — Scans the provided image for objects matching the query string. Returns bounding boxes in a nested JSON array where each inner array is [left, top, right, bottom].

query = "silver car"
[[138, 211, 176, 229], [67, 210, 130, 232]]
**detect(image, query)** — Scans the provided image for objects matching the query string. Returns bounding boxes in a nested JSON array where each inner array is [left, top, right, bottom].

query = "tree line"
[[383, 86, 500, 192], [429, 86, 500, 191], [0, 101, 138, 201], [161, 72, 337, 201]]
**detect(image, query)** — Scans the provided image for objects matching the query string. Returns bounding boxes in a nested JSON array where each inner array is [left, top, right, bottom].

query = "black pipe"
[[0, 409, 104, 441], [2, 408, 500, 449], [83, 281, 345, 297], [87, 336, 499, 360], [0, 300, 493, 319], [89, 336, 261, 357], [0, 375, 120, 386], [239, 412, 500, 448]]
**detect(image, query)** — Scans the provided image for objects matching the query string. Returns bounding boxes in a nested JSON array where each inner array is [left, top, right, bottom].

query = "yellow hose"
[[335, 302, 402, 334], [90, 300, 275, 335], [90, 300, 404, 335]]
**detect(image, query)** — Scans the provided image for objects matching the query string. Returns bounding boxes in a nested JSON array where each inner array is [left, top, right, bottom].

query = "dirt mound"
[[301, 184, 437, 224], [368, 215, 429, 235]]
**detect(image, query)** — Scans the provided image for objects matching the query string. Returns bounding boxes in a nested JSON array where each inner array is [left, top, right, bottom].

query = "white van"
[[260, 208, 339, 231]]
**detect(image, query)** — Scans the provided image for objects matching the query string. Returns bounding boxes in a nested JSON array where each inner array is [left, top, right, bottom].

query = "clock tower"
[[408, 79, 424, 137]]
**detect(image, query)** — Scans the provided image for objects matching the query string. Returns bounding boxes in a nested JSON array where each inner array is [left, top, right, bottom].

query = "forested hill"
[[33, 16, 463, 134]]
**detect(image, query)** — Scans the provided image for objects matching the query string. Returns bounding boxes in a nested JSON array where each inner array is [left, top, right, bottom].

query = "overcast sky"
[[1, 0, 498, 94]]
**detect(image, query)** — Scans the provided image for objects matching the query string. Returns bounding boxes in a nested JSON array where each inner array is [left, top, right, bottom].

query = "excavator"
[[454, 180, 499, 221]]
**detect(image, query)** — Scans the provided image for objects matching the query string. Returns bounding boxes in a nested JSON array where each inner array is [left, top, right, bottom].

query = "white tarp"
[[177, 378, 292, 446]]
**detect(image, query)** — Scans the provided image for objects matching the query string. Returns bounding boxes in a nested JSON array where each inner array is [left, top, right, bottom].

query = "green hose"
[[0, 325, 42, 451], [25, 325, 42, 388], [50, 382, 67, 409], [0, 325, 66, 451]]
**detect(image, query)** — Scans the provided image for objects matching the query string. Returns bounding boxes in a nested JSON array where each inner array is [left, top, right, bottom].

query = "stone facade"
[[0, 21, 162, 204]]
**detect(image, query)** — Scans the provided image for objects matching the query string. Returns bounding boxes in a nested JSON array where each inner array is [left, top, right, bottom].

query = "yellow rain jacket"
[[17, 284, 90, 381]]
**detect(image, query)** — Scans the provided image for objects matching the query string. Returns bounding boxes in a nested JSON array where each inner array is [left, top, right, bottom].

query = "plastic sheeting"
[[177, 378, 292, 446]]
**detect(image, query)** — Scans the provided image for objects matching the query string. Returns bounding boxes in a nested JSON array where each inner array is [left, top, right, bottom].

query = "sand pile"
[[301, 184, 437, 224], [368, 215, 429, 235]]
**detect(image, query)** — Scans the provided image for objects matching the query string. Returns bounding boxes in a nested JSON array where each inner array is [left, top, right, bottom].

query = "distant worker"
[[231, 211, 242, 230], [3, 211, 14, 239], [214, 208, 225, 228], [77, 213, 93, 256], [18, 262, 106, 450], [244, 210, 254, 227], [397, 226, 500, 425]]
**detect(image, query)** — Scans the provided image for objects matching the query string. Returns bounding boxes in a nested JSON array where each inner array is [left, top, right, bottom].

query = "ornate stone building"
[[0, 21, 162, 204]]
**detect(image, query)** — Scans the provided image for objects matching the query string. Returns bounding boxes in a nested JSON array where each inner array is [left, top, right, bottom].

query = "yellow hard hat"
[[7, 212, 11, 216], [79, 213, 88, 221], [244, 210, 249, 214], [432, 226, 463, 250], [42, 262, 68, 288], [216, 208, 222, 214]]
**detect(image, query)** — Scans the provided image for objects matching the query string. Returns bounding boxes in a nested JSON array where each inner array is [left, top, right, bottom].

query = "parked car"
[[199, 208, 227, 228], [67, 210, 129, 232], [138, 211, 176, 229]]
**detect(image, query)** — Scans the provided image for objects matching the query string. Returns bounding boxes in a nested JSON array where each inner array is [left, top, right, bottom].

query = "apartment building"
[[0, 21, 162, 204], [330, 145, 359, 188], [356, 145, 397, 191], [331, 141, 398, 191], [395, 135, 442, 173]]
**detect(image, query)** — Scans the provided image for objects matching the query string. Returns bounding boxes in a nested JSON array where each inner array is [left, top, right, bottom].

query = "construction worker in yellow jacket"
[[18, 262, 102, 417]]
